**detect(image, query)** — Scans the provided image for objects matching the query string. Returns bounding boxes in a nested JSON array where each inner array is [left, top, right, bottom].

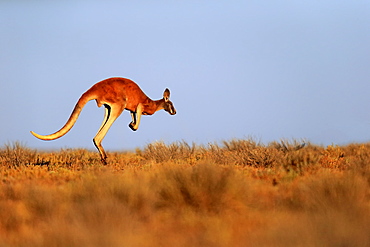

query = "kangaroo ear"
[[163, 88, 170, 102]]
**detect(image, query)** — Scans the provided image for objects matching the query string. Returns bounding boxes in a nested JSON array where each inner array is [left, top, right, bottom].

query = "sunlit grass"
[[0, 139, 369, 246]]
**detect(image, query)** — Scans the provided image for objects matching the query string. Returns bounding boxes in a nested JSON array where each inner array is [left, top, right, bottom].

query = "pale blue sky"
[[1, 1, 370, 151]]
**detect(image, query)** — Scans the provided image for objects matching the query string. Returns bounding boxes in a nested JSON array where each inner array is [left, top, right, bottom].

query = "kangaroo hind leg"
[[93, 104, 124, 164], [97, 105, 110, 134]]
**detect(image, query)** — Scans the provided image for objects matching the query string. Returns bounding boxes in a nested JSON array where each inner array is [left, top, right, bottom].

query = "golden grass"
[[0, 140, 369, 247]]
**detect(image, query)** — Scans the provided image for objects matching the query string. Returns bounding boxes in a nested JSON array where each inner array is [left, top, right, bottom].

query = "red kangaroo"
[[31, 77, 176, 164]]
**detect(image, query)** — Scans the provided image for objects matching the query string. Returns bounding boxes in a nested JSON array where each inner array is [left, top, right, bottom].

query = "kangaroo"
[[31, 77, 176, 164]]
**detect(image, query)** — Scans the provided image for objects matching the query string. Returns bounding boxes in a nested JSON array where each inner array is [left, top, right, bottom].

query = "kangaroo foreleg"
[[129, 103, 143, 131]]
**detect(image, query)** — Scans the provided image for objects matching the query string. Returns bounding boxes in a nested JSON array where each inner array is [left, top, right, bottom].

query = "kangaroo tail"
[[30, 92, 93, 141]]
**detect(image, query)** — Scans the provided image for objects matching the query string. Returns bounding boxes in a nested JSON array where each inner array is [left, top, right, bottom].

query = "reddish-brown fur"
[[31, 77, 176, 164]]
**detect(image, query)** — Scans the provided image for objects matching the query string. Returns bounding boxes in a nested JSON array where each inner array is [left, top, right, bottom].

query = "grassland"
[[0, 139, 369, 247]]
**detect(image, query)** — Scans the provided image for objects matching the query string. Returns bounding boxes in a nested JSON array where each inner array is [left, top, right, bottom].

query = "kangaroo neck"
[[142, 99, 164, 115]]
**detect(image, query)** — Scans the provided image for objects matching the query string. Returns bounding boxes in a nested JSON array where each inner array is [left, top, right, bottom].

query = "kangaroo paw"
[[129, 122, 137, 131]]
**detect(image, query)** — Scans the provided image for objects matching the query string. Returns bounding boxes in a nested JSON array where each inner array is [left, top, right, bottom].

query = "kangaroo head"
[[162, 88, 176, 115]]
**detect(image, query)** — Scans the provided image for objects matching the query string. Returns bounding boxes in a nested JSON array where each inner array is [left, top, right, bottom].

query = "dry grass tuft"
[[0, 139, 369, 246]]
